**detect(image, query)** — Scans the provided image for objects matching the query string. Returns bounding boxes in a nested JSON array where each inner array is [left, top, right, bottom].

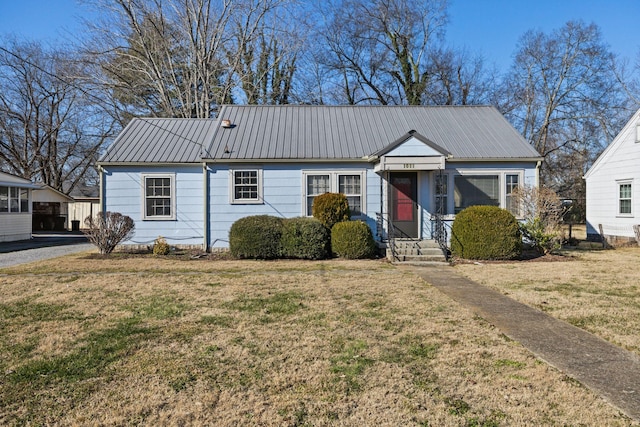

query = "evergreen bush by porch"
[[451, 205, 522, 260], [312, 192, 350, 230], [331, 221, 376, 259], [281, 217, 330, 260], [229, 215, 284, 259]]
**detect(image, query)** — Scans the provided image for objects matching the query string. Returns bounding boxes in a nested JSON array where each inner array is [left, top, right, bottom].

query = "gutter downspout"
[[98, 165, 105, 213], [535, 160, 542, 187], [203, 162, 210, 252]]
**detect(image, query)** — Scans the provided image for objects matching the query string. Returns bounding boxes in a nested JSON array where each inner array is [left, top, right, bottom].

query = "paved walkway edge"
[[407, 264, 640, 422]]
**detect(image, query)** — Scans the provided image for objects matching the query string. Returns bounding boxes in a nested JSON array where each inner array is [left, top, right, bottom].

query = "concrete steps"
[[391, 239, 448, 263]]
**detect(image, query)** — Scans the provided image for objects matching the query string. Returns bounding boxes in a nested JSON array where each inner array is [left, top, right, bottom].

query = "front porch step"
[[391, 239, 448, 263]]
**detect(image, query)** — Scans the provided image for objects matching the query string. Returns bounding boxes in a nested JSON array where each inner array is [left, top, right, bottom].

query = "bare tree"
[[85, 0, 234, 119], [85, 0, 300, 118], [426, 47, 497, 105], [228, 0, 301, 104], [316, 0, 448, 105], [500, 21, 629, 214], [0, 38, 116, 192]]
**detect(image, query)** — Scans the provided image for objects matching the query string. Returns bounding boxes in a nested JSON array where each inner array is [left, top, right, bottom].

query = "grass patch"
[[0, 254, 633, 425]]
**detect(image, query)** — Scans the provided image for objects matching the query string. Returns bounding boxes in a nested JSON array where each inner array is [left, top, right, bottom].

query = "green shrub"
[[331, 221, 376, 259], [312, 192, 350, 230], [281, 217, 330, 260], [229, 215, 284, 259], [451, 205, 521, 260], [152, 236, 171, 255]]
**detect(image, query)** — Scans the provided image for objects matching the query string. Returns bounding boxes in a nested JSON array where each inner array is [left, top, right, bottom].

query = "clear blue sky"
[[0, 0, 638, 72]]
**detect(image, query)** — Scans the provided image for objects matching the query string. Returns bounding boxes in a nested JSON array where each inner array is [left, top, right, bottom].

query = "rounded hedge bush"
[[450, 205, 521, 260], [312, 192, 350, 230], [281, 217, 330, 260], [331, 220, 376, 259], [229, 215, 284, 259]]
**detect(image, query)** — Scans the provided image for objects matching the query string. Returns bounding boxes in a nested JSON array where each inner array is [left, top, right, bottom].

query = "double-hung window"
[[306, 174, 331, 216], [618, 181, 632, 215], [304, 172, 365, 217], [339, 175, 362, 216], [143, 174, 175, 220], [505, 174, 520, 215], [231, 169, 263, 204]]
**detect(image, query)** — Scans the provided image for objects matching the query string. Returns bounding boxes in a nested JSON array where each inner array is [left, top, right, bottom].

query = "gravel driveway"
[[0, 232, 94, 268]]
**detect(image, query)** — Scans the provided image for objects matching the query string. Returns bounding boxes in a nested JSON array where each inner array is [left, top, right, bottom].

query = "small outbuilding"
[[32, 185, 74, 231], [0, 171, 39, 242]]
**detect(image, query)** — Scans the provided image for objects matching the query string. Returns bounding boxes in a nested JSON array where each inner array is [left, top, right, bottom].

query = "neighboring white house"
[[98, 105, 542, 254], [0, 171, 39, 242], [585, 108, 640, 244]]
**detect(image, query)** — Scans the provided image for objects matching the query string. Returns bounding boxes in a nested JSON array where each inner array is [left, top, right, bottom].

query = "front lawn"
[[0, 253, 633, 425]]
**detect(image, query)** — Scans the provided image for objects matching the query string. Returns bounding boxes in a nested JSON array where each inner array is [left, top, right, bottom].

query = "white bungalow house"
[[585, 108, 640, 244], [98, 105, 542, 258], [0, 171, 39, 242]]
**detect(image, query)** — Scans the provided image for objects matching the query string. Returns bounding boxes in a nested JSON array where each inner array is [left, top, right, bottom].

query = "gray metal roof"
[[205, 105, 541, 160], [100, 118, 218, 163], [100, 106, 540, 164]]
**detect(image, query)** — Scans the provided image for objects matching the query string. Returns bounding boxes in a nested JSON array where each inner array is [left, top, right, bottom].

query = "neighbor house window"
[[619, 181, 632, 215], [505, 174, 520, 215], [454, 175, 499, 213], [0, 186, 29, 213], [231, 169, 263, 204], [143, 174, 175, 220], [304, 171, 365, 217], [434, 173, 449, 214]]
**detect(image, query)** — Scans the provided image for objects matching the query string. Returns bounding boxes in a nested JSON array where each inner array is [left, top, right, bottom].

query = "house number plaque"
[[403, 163, 415, 169]]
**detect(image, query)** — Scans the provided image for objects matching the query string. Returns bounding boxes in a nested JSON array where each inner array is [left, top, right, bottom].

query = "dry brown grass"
[[455, 247, 640, 356], [0, 251, 635, 426]]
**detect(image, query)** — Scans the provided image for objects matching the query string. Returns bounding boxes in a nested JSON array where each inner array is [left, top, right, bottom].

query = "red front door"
[[389, 172, 418, 238]]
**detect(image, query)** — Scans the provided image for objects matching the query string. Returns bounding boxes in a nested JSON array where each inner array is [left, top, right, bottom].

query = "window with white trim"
[[454, 175, 499, 213], [231, 169, 263, 204], [619, 181, 632, 215], [339, 174, 362, 216], [0, 186, 30, 213], [450, 172, 523, 215], [304, 171, 365, 217], [505, 174, 520, 215], [143, 174, 175, 220]]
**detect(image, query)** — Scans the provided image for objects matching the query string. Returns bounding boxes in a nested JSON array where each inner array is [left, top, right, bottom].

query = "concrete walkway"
[[407, 264, 640, 422]]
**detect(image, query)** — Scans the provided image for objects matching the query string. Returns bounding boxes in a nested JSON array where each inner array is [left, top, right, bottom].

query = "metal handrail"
[[376, 212, 423, 261]]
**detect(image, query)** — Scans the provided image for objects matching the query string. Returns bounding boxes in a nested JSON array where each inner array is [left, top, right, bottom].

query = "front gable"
[[370, 131, 451, 172]]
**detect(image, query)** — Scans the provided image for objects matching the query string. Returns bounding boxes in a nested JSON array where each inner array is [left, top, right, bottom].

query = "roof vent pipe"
[[221, 119, 232, 128]]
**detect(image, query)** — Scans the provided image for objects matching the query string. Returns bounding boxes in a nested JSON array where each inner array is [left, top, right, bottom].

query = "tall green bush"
[[229, 215, 283, 259], [451, 206, 521, 260], [312, 192, 350, 229], [331, 221, 376, 259], [281, 217, 330, 260]]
